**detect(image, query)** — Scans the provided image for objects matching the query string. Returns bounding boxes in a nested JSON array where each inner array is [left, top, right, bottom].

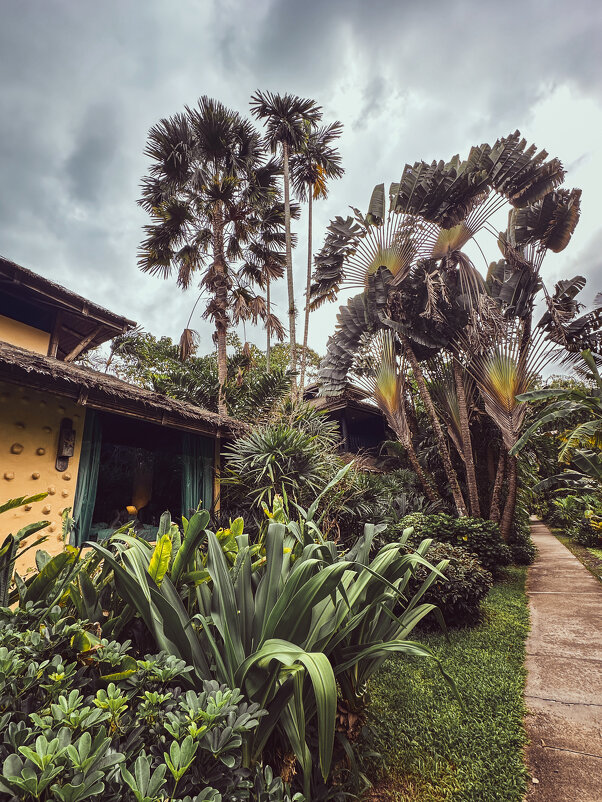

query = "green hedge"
[[398, 513, 512, 575], [406, 542, 493, 627]]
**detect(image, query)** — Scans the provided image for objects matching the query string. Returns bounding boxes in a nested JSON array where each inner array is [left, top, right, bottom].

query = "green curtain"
[[73, 409, 102, 545], [181, 433, 214, 520]]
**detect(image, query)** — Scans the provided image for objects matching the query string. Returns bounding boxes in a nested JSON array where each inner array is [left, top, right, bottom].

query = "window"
[[73, 410, 214, 544]]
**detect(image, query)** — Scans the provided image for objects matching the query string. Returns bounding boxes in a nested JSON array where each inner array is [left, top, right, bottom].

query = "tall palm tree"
[[312, 133, 576, 519], [240, 201, 299, 371], [250, 91, 322, 384], [138, 97, 280, 414], [290, 121, 344, 392]]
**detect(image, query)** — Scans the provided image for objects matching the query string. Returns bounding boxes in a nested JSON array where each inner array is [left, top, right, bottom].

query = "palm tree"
[[240, 201, 299, 371], [312, 133, 577, 519], [250, 91, 322, 384], [138, 97, 280, 414], [290, 121, 344, 392]]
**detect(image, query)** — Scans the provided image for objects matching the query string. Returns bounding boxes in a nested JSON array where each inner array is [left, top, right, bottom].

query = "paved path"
[[525, 521, 602, 801]]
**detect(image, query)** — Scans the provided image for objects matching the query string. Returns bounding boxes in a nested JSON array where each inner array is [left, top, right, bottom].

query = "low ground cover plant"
[[0, 605, 283, 802]]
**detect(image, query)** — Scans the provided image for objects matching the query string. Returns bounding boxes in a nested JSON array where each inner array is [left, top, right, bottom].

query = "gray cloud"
[[0, 0, 601, 356]]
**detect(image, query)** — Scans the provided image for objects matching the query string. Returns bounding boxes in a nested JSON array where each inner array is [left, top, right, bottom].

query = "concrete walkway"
[[525, 522, 602, 801]]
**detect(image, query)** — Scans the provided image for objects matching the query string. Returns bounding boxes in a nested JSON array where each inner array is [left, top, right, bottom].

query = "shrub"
[[0, 605, 273, 802], [570, 518, 602, 547], [223, 404, 340, 512], [508, 506, 537, 565], [406, 542, 493, 626], [397, 513, 512, 575], [91, 513, 456, 797]]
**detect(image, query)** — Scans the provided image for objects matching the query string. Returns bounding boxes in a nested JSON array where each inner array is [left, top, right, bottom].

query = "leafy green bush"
[[508, 506, 537, 565], [0, 605, 283, 802], [397, 513, 512, 575], [570, 518, 602, 547], [405, 542, 493, 626], [545, 492, 602, 547]]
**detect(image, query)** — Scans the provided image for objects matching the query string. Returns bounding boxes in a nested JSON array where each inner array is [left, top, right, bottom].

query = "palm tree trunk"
[[402, 337, 468, 516], [282, 141, 297, 390], [500, 452, 517, 542], [402, 433, 441, 504], [266, 277, 271, 373], [299, 190, 313, 393], [388, 413, 441, 504], [489, 449, 505, 523], [213, 203, 228, 415], [453, 357, 480, 517]]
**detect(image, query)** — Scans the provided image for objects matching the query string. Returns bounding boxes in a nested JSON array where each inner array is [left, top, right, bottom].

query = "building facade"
[[0, 257, 241, 572]]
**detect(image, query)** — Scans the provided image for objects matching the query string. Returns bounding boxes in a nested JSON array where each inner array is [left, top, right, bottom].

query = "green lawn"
[[367, 568, 529, 802]]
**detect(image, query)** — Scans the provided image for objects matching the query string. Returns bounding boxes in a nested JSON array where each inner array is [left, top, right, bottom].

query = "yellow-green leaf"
[[148, 534, 172, 586]]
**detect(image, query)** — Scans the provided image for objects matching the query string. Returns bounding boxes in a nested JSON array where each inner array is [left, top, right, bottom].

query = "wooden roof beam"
[[63, 324, 105, 362]]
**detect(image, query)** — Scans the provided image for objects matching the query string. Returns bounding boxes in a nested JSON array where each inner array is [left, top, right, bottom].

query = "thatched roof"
[[0, 341, 245, 437], [0, 256, 136, 359], [304, 381, 381, 416]]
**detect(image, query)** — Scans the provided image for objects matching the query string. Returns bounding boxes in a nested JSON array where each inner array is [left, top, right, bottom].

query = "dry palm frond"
[[179, 328, 199, 361]]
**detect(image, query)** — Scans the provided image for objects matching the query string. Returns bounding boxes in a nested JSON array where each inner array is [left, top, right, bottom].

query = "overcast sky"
[[1, 0, 601, 359]]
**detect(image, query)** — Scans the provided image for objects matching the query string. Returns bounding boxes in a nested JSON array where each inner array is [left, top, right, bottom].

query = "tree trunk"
[[453, 357, 480, 517], [401, 433, 441, 504], [500, 452, 517, 542], [266, 277, 271, 373], [388, 413, 441, 504], [282, 141, 297, 391], [489, 449, 505, 523], [402, 337, 468, 516], [213, 203, 228, 415], [299, 190, 313, 393]]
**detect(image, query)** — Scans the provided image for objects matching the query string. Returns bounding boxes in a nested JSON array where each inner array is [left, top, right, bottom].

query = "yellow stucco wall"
[[0, 380, 85, 574], [0, 314, 51, 355]]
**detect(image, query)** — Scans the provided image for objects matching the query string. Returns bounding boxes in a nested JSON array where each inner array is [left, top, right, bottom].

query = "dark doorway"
[[89, 413, 183, 541]]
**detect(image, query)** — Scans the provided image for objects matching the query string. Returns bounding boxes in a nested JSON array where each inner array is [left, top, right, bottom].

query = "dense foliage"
[[0, 606, 299, 802], [398, 513, 511, 576], [405, 541, 493, 627], [1, 493, 457, 800]]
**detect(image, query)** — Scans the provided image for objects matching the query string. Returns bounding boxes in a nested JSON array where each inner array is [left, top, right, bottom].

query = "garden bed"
[[367, 567, 530, 802]]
